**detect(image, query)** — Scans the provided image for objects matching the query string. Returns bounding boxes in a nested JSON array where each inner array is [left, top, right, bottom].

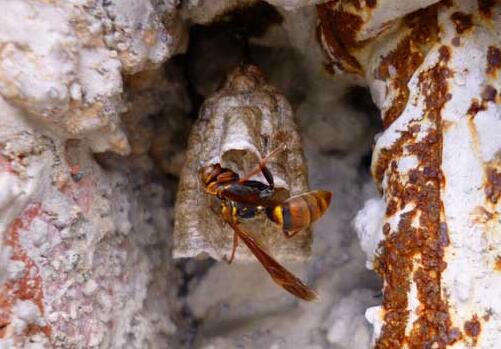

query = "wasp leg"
[[283, 230, 302, 239], [238, 143, 286, 188], [227, 231, 239, 264]]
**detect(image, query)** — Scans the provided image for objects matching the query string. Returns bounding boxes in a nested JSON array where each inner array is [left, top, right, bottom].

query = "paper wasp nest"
[[174, 65, 310, 262]]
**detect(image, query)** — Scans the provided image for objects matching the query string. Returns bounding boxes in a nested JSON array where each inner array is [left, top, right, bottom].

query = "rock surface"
[[2, 0, 499, 348], [321, 0, 501, 347]]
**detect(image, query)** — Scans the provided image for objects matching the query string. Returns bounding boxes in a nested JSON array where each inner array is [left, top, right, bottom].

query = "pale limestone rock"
[[0, 0, 185, 347], [328, 0, 501, 347]]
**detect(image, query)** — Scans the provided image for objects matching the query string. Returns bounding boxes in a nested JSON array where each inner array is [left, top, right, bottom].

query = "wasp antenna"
[[263, 143, 287, 162]]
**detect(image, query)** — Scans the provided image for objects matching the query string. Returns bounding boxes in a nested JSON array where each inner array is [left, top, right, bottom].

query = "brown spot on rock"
[[486, 46, 501, 76], [366, 0, 377, 8], [451, 36, 461, 47], [483, 309, 493, 321], [464, 315, 481, 343], [481, 85, 497, 102], [478, 0, 496, 17], [450, 12, 473, 34], [485, 166, 501, 203], [495, 256, 501, 271], [467, 99, 486, 116]]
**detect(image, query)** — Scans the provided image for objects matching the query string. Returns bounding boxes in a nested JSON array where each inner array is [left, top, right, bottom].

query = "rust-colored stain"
[[450, 12, 473, 34], [483, 309, 493, 321], [334, 8, 364, 47], [495, 256, 501, 271], [386, 198, 398, 216], [317, 2, 364, 75], [372, 124, 420, 188], [486, 46, 501, 76], [481, 85, 497, 102], [478, 0, 496, 17], [464, 315, 481, 344], [0, 204, 51, 340], [366, 0, 377, 8], [374, 45, 458, 348], [471, 205, 495, 224], [451, 36, 461, 47], [485, 166, 501, 203], [466, 86, 498, 119], [376, 6, 439, 128], [467, 99, 486, 116]]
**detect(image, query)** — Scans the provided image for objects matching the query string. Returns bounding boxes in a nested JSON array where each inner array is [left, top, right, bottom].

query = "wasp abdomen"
[[267, 191, 332, 232]]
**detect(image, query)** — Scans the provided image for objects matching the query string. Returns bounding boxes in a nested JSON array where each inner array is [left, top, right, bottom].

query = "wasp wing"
[[229, 222, 318, 301]]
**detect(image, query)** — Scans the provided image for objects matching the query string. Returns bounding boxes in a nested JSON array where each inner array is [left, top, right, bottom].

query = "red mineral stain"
[[0, 204, 51, 340]]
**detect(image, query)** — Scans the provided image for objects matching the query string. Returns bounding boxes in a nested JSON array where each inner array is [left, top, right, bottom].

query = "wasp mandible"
[[199, 144, 332, 301]]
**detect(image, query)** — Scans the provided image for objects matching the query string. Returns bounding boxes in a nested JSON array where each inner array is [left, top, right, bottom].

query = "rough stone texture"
[[0, 0, 187, 347], [183, 0, 259, 24], [4, 0, 498, 348], [0, 104, 179, 348], [0, 0, 187, 157], [174, 65, 311, 262], [317, 0, 501, 347]]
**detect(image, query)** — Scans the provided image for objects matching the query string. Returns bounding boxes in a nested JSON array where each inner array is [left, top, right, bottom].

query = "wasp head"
[[199, 163, 222, 187]]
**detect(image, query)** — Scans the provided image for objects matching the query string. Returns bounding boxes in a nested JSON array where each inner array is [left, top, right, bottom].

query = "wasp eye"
[[199, 164, 221, 185]]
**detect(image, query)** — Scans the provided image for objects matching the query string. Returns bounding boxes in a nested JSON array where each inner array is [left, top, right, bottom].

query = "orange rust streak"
[[316, 2, 363, 75], [377, 6, 439, 128], [495, 256, 501, 271], [0, 204, 52, 339], [374, 45, 459, 348]]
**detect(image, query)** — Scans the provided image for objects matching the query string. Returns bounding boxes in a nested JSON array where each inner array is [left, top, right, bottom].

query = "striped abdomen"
[[267, 191, 332, 233]]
